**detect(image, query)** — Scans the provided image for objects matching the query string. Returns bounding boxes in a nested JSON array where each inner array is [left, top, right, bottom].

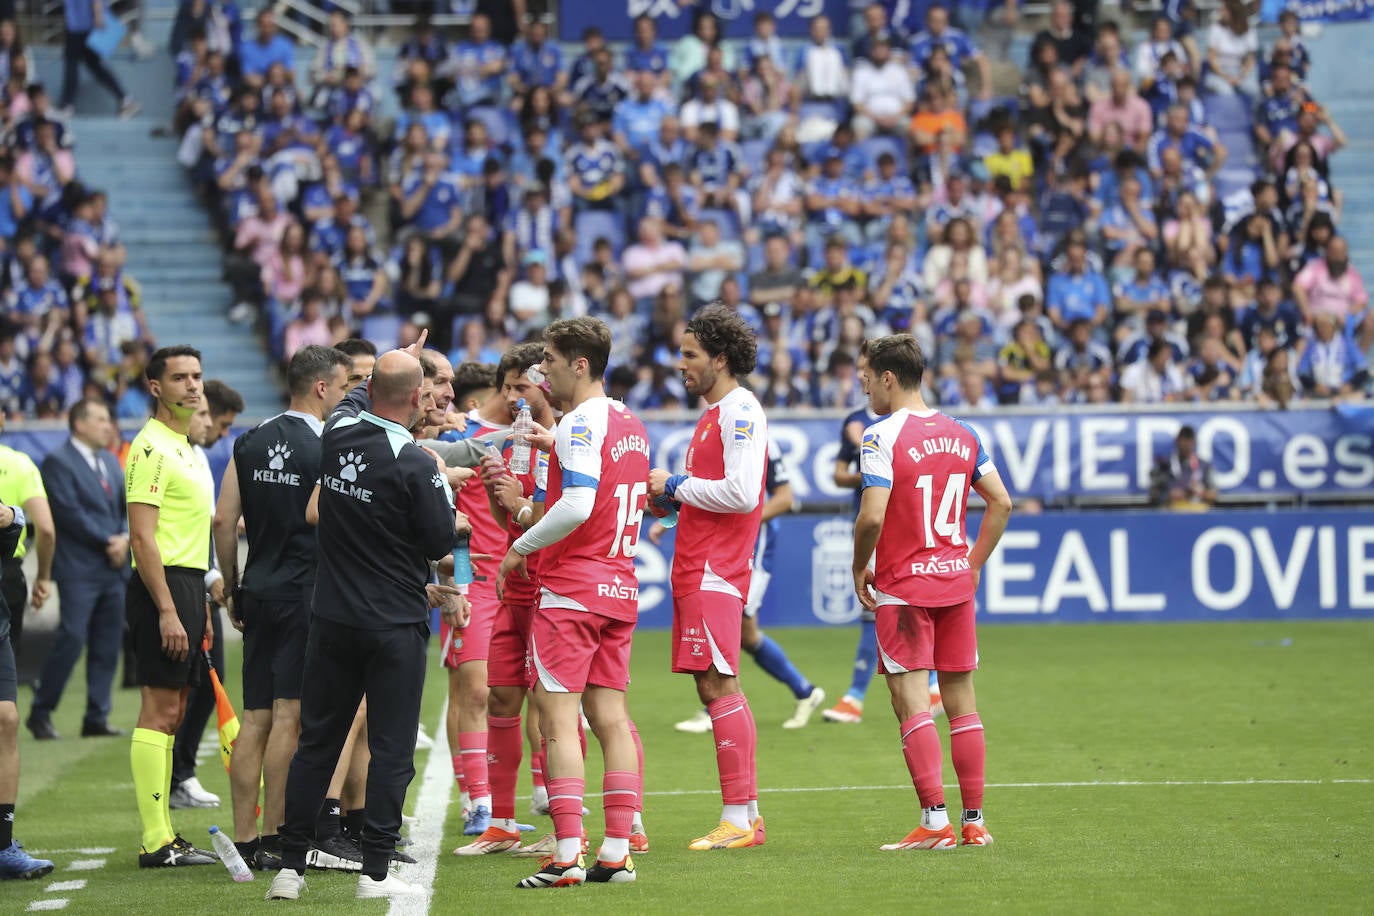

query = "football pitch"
[[5, 620, 1371, 914]]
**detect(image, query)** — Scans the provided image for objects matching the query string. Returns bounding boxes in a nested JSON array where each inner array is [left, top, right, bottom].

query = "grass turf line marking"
[[27, 901, 68, 911], [388, 701, 451, 916], [65, 859, 106, 871], [32, 848, 116, 856], [45, 881, 87, 893], [600, 777, 1374, 799]]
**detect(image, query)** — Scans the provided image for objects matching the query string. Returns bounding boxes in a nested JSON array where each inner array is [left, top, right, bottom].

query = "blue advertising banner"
[[558, 0, 851, 42], [645, 405, 1374, 505], [1269, 0, 1374, 23], [634, 510, 1374, 628]]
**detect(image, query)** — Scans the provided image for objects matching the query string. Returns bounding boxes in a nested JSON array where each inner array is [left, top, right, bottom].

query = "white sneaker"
[[782, 687, 826, 730], [674, 709, 712, 734], [357, 872, 426, 899], [130, 32, 155, 59], [415, 724, 433, 750], [170, 777, 220, 809], [265, 869, 306, 900]]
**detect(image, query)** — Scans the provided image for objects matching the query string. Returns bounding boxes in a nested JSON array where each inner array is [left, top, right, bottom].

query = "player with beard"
[[648, 304, 769, 851]]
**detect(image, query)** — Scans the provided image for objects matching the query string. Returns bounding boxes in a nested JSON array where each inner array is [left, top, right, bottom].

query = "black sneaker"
[[517, 855, 586, 888], [391, 848, 417, 864], [306, 834, 362, 872], [586, 855, 637, 883], [252, 845, 284, 871], [172, 834, 219, 860], [139, 840, 215, 868]]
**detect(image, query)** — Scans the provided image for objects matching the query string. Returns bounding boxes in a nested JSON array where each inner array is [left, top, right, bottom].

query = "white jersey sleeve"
[[675, 393, 768, 514], [556, 401, 606, 491], [859, 415, 897, 490]]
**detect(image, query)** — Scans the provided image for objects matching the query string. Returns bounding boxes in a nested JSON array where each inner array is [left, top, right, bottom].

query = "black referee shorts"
[[240, 592, 309, 711], [0, 633, 15, 703], [126, 567, 207, 689]]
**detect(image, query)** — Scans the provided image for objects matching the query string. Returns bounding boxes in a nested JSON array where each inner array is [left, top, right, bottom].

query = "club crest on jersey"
[[733, 419, 754, 446], [568, 422, 593, 450]]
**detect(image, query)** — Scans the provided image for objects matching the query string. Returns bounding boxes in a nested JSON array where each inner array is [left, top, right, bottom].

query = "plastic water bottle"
[[452, 531, 474, 587], [208, 826, 253, 882], [652, 495, 679, 530], [509, 399, 533, 475]]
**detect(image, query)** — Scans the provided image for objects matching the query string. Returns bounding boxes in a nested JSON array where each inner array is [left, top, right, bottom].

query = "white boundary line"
[[558, 777, 1374, 800], [389, 701, 452, 916]]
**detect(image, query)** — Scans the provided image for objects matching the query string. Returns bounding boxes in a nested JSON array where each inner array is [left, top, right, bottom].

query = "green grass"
[[5, 621, 1373, 913]]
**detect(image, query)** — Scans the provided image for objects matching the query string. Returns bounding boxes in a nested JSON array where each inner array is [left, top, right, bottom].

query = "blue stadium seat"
[[859, 135, 907, 174], [574, 210, 625, 264], [741, 138, 771, 174], [361, 314, 403, 352], [1204, 94, 1253, 135], [698, 208, 741, 240]]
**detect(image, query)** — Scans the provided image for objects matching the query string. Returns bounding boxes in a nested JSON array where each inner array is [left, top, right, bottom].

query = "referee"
[[0, 416, 56, 663], [269, 348, 467, 901], [124, 345, 216, 868], [212, 346, 351, 871]]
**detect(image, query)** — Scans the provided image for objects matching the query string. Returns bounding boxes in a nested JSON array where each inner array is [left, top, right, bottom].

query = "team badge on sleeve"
[[568, 421, 594, 450], [733, 418, 755, 445], [861, 432, 881, 456]]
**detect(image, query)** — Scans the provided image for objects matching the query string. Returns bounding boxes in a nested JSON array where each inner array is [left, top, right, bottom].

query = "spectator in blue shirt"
[[613, 71, 671, 159], [626, 15, 671, 87], [567, 26, 609, 97], [1046, 235, 1111, 334], [861, 151, 917, 242], [237, 7, 294, 90], [565, 116, 624, 212], [1117, 309, 1190, 365], [1253, 61, 1309, 158], [393, 83, 450, 151], [1237, 278, 1301, 352], [572, 48, 631, 126], [446, 13, 506, 109], [0, 155, 31, 244], [1113, 248, 1172, 335], [1147, 104, 1226, 182], [58, 0, 138, 117], [1298, 312, 1368, 399], [907, 5, 992, 100], [509, 20, 566, 100], [400, 151, 463, 252], [805, 150, 862, 251]]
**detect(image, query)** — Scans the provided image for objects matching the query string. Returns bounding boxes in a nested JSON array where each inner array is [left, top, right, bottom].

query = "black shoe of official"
[[306, 834, 362, 871], [138, 840, 216, 868], [25, 716, 59, 740], [391, 848, 417, 864], [252, 845, 283, 871], [81, 720, 126, 737]]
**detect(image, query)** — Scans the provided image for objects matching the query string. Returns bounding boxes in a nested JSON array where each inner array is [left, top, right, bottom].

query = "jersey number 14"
[[914, 473, 966, 549]]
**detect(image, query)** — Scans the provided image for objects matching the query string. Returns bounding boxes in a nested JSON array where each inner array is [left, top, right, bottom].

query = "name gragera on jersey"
[[907, 436, 971, 465], [609, 434, 651, 464]]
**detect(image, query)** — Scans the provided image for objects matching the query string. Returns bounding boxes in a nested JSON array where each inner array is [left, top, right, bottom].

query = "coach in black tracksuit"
[[275, 351, 463, 895]]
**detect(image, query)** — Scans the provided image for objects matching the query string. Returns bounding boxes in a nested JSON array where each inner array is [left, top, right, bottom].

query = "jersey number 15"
[[609, 482, 647, 559], [914, 473, 966, 549]]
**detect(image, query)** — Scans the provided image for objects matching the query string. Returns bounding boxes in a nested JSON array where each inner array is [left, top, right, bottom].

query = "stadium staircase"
[[32, 19, 285, 416], [1304, 21, 1374, 280]]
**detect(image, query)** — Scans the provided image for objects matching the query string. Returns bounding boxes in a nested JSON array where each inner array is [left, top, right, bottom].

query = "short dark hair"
[[334, 337, 377, 360], [685, 303, 757, 378], [498, 342, 545, 383], [1177, 424, 1197, 441], [545, 317, 612, 379], [418, 353, 438, 379], [68, 397, 107, 431], [287, 345, 349, 398], [145, 345, 202, 383], [860, 334, 926, 390], [452, 361, 498, 406], [203, 379, 244, 417]]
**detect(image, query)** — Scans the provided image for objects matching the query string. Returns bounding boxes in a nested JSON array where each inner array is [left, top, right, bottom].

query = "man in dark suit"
[[27, 398, 130, 740]]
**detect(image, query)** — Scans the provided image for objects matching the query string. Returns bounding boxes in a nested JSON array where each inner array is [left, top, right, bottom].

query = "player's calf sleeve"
[[161, 731, 176, 838], [487, 716, 523, 820], [627, 719, 645, 813], [948, 713, 986, 812], [531, 746, 547, 790], [131, 728, 171, 851], [707, 695, 753, 806], [459, 732, 490, 802], [602, 771, 637, 839], [749, 633, 814, 700], [547, 776, 585, 841], [849, 619, 879, 700], [899, 712, 945, 809]]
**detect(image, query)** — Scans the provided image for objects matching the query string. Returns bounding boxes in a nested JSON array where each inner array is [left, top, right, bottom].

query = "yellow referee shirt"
[[126, 418, 212, 571], [0, 444, 45, 560]]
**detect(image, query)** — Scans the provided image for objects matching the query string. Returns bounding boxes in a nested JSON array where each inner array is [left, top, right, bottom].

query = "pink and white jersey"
[[859, 408, 995, 608], [539, 397, 651, 623], [672, 386, 768, 600], [456, 411, 512, 583]]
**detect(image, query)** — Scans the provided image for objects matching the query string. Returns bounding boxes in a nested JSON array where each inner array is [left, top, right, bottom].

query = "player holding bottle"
[[648, 304, 769, 851], [497, 317, 650, 888], [851, 334, 1012, 851]]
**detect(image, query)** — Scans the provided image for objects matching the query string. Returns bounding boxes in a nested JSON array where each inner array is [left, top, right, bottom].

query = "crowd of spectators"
[[0, 17, 155, 420], [174, 0, 1370, 410]]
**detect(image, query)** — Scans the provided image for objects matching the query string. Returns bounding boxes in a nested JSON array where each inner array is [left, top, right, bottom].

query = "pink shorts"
[[874, 598, 978, 675], [441, 579, 499, 668], [529, 606, 634, 694], [671, 590, 743, 676], [487, 600, 536, 689]]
